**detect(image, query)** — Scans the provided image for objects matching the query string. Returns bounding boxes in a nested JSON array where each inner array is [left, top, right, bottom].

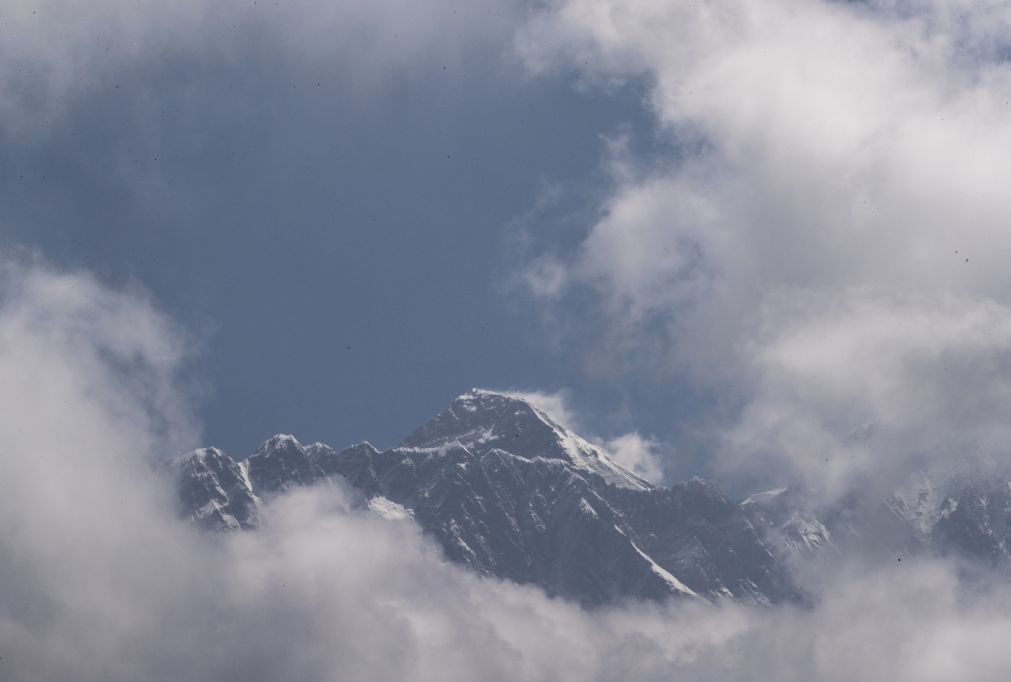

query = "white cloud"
[[724, 293, 1011, 495], [521, 255, 570, 300], [515, 0, 1011, 491], [501, 387, 581, 429], [605, 432, 664, 484]]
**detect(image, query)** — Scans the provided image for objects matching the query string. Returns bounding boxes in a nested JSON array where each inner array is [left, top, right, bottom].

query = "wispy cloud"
[[0, 0, 520, 135]]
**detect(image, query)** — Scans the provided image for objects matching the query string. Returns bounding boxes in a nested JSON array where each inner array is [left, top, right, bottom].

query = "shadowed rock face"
[[609, 481, 796, 604], [741, 487, 837, 559], [168, 448, 260, 532], [170, 390, 799, 606], [246, 434, 321, 494], [930, 474, 1011, 564]]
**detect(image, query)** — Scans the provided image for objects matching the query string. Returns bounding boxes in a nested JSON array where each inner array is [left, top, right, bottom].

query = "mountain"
[[741, 487, 836, 558], [170, 389, 797, 606], [895, 462, 1011, 564], [170, 391, 1011, 604], [742, 461, 1011, 567], [169, 447, 260, 531]]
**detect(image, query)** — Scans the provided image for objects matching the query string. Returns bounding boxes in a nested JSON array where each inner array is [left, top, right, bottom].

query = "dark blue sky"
[[0, 24, 702, 463]]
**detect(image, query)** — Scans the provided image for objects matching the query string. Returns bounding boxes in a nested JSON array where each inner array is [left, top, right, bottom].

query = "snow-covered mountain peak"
[[246, 434, 316, 494], [255, 433, 302, 455], [170, 447, 229, 467], [402, 388, 651, 490]]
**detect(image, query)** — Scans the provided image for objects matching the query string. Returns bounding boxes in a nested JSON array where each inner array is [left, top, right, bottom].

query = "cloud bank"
[[1, 261, 1011, 681], [515, 0, 1011, 495]]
